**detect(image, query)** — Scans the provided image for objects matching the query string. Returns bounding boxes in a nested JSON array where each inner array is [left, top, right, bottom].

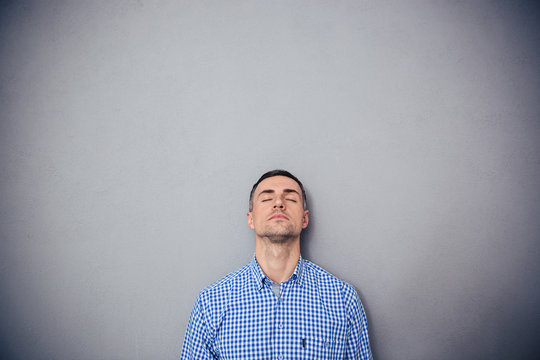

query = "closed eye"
[[286, 199, 297, 202]]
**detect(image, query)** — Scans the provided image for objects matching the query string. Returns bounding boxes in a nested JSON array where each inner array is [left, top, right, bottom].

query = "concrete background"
[[1, 1, 539, 359]]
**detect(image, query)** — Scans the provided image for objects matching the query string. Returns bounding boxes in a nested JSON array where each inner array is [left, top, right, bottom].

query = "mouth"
[[269, 214, 289, 220]]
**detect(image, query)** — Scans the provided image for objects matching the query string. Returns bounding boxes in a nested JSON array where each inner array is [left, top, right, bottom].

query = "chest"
[[215, 284, 348, 359]]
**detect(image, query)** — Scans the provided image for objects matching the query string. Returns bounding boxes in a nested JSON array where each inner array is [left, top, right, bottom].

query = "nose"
[[273, 196, 284, 209]]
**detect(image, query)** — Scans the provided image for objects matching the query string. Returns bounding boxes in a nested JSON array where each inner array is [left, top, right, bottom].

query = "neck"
[[255, 236, 300, 284]]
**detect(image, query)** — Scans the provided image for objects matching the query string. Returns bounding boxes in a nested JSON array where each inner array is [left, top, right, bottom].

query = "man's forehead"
[[255, 176, 302, 193]]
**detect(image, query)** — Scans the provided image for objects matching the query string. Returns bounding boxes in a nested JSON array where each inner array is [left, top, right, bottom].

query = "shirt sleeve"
[[180, 293, 218, 360], [344, 284, 373, 360]]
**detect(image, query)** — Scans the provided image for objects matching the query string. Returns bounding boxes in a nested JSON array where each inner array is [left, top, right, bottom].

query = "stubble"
[[258, 223, 298, 244]]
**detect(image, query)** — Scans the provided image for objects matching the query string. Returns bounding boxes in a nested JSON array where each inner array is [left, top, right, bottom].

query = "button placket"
[[273, 282, 283, 360]]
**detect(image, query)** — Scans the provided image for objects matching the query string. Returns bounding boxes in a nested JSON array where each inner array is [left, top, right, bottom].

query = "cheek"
[[250, 212, 263, 226]]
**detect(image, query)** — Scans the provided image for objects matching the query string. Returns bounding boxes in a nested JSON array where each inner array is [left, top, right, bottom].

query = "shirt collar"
[[249, 254, 305, 291]]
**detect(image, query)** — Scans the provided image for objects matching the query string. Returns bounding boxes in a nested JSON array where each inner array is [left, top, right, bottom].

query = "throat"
[[255, 242, 300, 284]]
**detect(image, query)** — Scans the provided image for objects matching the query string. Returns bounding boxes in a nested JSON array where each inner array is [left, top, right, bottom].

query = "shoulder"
[[196, 262, 251, 305], [303, 259, 356, 292], [190, 262, 252, 333], [303, 259, 361, 307]]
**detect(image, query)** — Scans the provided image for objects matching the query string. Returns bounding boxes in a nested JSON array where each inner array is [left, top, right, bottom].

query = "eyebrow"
[[257, 189, 300, 198]]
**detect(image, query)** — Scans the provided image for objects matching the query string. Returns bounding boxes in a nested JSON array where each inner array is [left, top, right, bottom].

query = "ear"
[[302, 210, 309, 229], [247, 211, 255, 230]]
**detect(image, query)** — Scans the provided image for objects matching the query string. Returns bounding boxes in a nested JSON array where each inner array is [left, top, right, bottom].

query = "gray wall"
[[1, 1, 539, 359]]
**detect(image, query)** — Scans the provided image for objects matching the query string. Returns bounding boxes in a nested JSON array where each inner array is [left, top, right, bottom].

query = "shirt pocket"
[[299, 336, 345, 360]]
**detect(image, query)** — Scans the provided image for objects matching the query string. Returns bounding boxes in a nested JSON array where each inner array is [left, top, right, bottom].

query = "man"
[[181, 170, 373, 359]]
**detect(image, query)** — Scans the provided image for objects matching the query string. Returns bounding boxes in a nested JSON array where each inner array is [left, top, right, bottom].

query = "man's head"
[[247, 170, 309, 243], [248, 169, 307, 212]]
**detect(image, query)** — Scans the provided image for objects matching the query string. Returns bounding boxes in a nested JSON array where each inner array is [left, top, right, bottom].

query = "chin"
[[266, 235, 294, 244], [261, 228, 299, 243]]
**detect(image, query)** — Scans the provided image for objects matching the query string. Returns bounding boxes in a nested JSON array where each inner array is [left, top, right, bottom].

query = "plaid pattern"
[[181, 255, 373, 359]]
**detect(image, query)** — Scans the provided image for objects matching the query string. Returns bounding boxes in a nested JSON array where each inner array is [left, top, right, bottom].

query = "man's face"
[[247, 176, 309, 243]]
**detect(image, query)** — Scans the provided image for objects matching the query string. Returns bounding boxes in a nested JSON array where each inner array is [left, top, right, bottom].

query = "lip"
[[269, 214, 289, 220]]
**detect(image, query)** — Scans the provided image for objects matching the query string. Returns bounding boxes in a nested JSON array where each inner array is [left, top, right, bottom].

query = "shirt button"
[[278, 355, 283, 360], [278, 323, 283, 329]]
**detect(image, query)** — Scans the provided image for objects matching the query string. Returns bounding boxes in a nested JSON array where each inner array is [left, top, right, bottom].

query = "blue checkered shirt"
[[181, 255, 373, 359]]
